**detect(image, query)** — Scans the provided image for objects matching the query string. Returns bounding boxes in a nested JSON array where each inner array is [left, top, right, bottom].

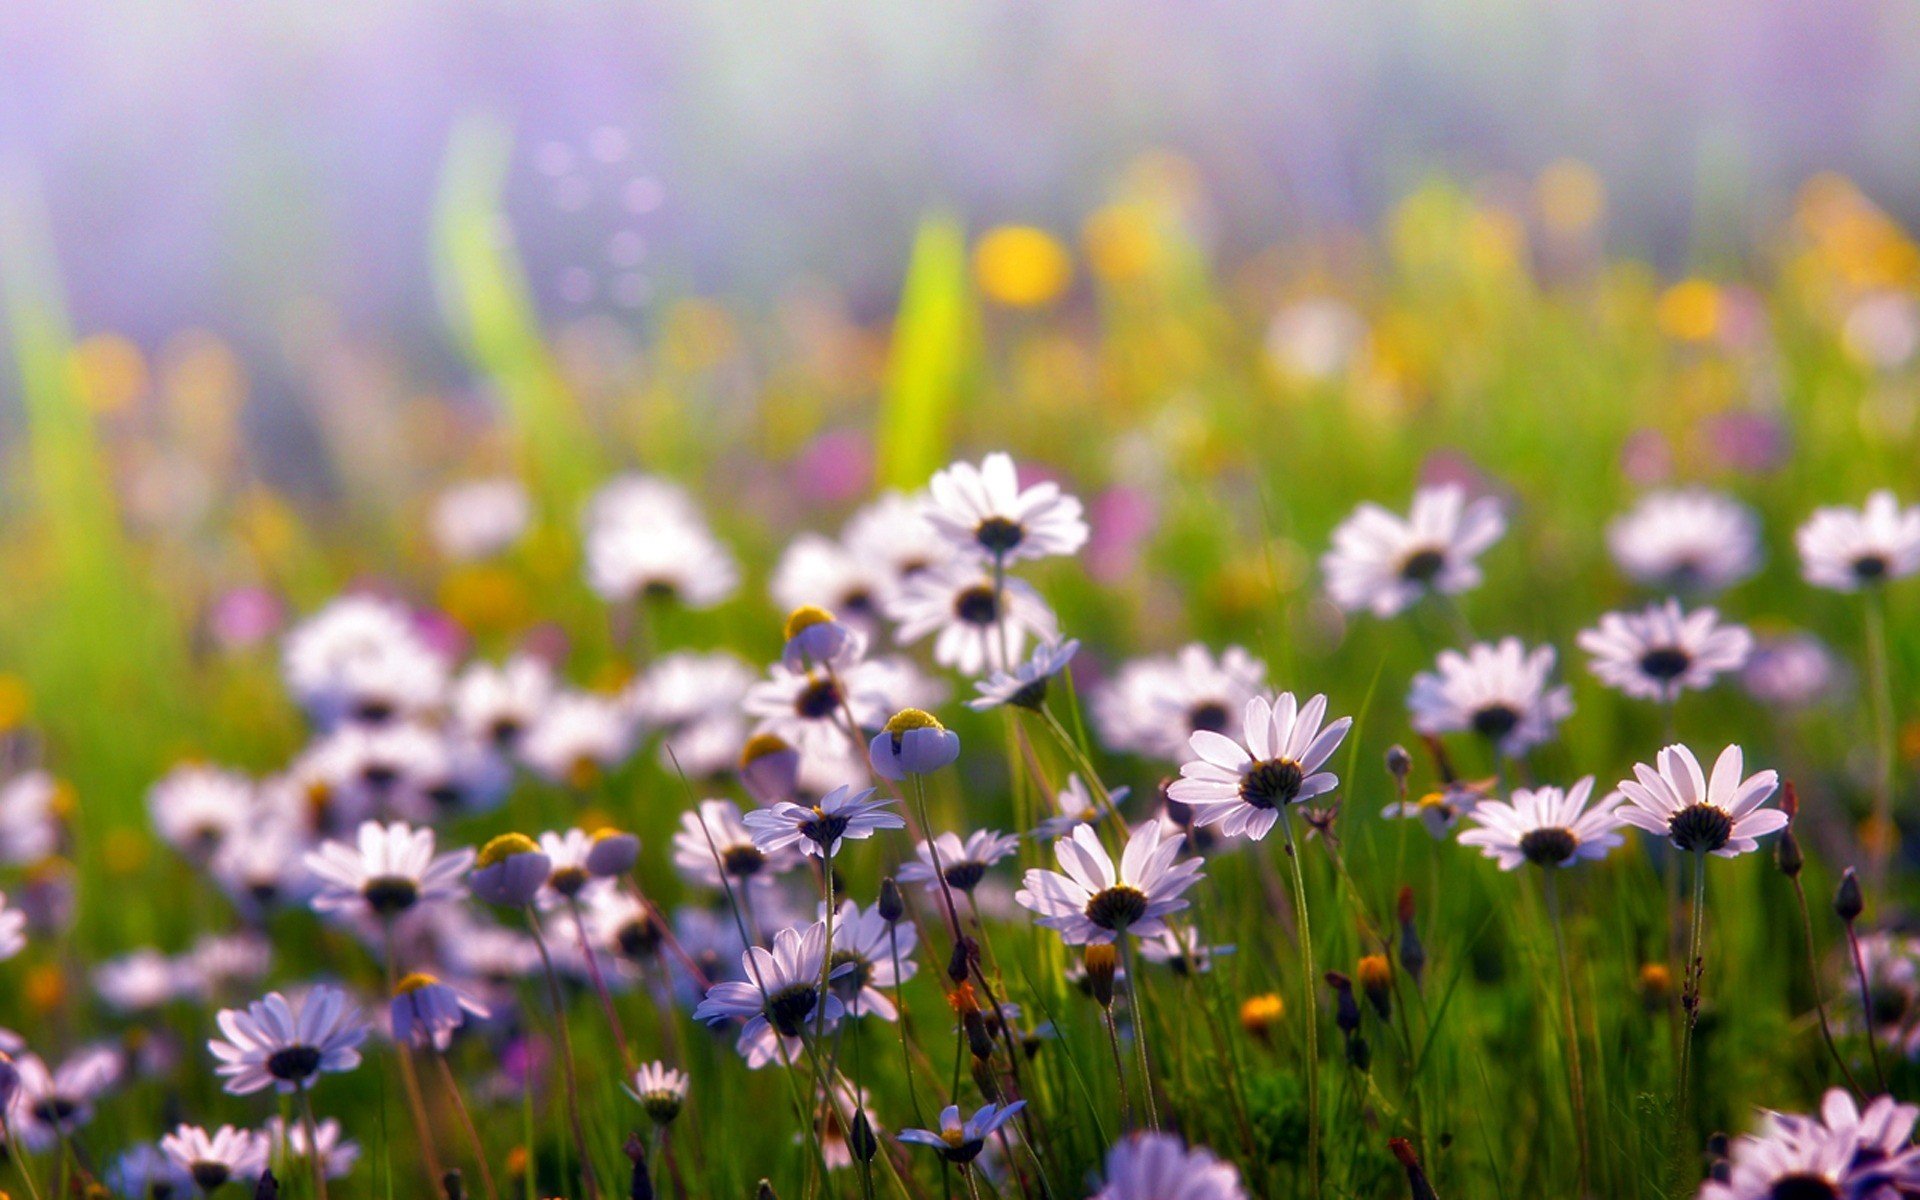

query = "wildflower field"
[[3, 140, 1920, 1200]]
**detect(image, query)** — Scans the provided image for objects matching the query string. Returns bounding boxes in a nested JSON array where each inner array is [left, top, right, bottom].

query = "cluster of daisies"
[[0, 453, 1912, 1200]]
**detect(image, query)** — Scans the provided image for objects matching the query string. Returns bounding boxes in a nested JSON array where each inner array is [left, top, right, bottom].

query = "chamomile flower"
[[743, 785, 905, 859], [897, 1101, 1027, 1165], [1379, 783, 1481, 838], [1091, 1132, 1248, 1200], [1017, 818, 1203, 945], [844, 490, 955, 584], [1032, 773, 1127, 840], [1457, 777, 1624, 870], [1577, 599, 1753, 703], [1796, 490, 1920, 591], [1093, 644, 1268, 761], [924, 452, 1088, 564], [430, 476, 531, 561], [626, 1061, 689, 1125], [208, 986, 367, 1095], [1608, 489, 1762, 593], [672, 799, 800, 889], [5, 1046, 121, 1149], [692, 922, 845, 1054], [898, 830, 1022, 894], [160, 1124, 269, 1192], [210, 809, 316, 915], [968, 638, 1079, 711], [867, 708, 961, 779], [744, 659, 903, 762], [389, 972, 489, 1050], [450, 655, 555, 750], [771, 533, 901, 633], [1614, 743, 1784, 857], [282, 595, 448, 727], [629, 650, 755, 777], [1165, 693, 1353, 841], [1321, 485, 1506, 617], [584, 474, 739, 607], [825, 899, 917, 1020], [264, 1115, 361, 1180], [1407, 638, 1573, 758], [888, 562, 1059, 676], [304, 820, 474, 920], [1701, 1089, 1920, 1200], [148, 764, 255, 861], [518, 691, 635, 789]]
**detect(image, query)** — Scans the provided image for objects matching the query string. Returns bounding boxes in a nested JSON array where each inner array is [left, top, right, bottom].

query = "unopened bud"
[[849, 1109, 879, 1164], [1396, 887, 1425, 984], [1385, 745, 1411, 795], [948, 939, 973, 985], [440, 1171, 465, 1200], [965, 1010, 995, 1061], [623, 1135, 653, 1200], [255, 1170, 281, 1200], [1775, 827, 1804, 878], [757, 1180, 779, 1200], [1357, 954, 1392, 1021], [1836, 867, 1864, 924], [1389, 1138, 1439, 1200], [1084, 943, 1119, 1009], [1346, 1033, 1371, 1071], [1239, 993, 1284, 1043], [971, 1057, 1004, 1103], [1326, 971, 1361, 1035], [877, 877, 905, 923]]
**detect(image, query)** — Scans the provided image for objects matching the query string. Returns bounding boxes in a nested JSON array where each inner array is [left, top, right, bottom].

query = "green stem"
[[1847, 921, 1891, 1093], [1280, 807, 1322, 1200], [1677, 852, 1707, 1136], [1791, 877, 1865, 1098], [1543, 871, 1590, 1196], [1864, 589, 1897, 892]]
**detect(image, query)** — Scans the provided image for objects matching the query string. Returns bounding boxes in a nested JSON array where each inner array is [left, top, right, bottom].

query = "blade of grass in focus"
[[432, 118, 603, 516], [876, 213, 976, 489]]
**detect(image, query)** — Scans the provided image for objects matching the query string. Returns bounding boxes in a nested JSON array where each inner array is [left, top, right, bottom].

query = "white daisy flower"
[[692, 921, 845, 1050], [518, 691, 635, 789], [208, 986, 368, 1095], [968, 638, 1080, 712], [825, 899, 917, 1020], [625, 1061, 689, 1125], [93, 948, 190, 1012], [924, 452, 1087, 564], [1796, 490, 1920, 591], [148, 764, 254, 861], [1740, 632, 1842, 709], [159, 1124, 269, 1192], [899, 1101, 1027, 1165], [1016, 818, 1204, 945], [264, 1115, 361, 1180], [887, 562, 1059, 676], [1164, 693, 1353, 841], [451, 655, 556, 750], [629, 650, 754, 776], [210, 807, 316, 915], [0, 770, 60, 865], [743, 658, 907, 763], [672, 799, 801, 890], [772, 533, 901, 633], [1702, 1089, 1920, 1200], [1607, 489, 1762, 593], [844, 490, 956, 585], [281, 595, 448, 727], [1092, 644, 1268, 761], [1407, 638, 1573, 758], [304, 820, 474, 920], [5, 1046, 121, 1150], [306, 722, 451, 819], [1614, 743, 1785, 858], [186, 931, 274, 996], [1091, 1132, 1248, 1200], [1032, 773, 1129, 841], [743, 785, 904, 859], [583, 473, 738, 607], [430, 476, 531, 561], [1321, 485, 1506, 617], [1457, 777, 1624, 870], [897, 829, 1022, 894], [1577, 598, 1753, 703]]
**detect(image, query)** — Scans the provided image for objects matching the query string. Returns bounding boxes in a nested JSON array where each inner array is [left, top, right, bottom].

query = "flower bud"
[[877, 877, 905, 924], [1083, 943, 1119, 1010], [625, 1134, 655, 1200], [965, 1010, 996, 1062], [1835, 867, 1864, 924], [1239, 993, 1284, 1043], [1396, 886, 1426, 984], [849, 1108, 879, 1164], [948, 939, 974, 986], [470, 834, 550, 907], [1357, 954, 1393, 1021], [1389, 1138, 1439, 1200], [1639, 962, 1672, 1012], [869, 710, 961, 781], [255, 1170, 281, 1200], [586, 828, 641, 877], [1326, 971, 1361, 1035], [1385, 745, 1411, 795], [439, 1171, 464, 1200]]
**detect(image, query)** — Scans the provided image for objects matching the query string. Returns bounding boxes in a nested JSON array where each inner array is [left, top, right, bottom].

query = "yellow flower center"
[[883, 708, 943, 736], [478, 832, 539, 868], [783, 605, 838, 641]]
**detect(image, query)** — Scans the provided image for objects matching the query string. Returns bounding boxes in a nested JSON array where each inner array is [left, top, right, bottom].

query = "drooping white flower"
[[888, 562, 1059, 676], [430, 477, 531, 561]]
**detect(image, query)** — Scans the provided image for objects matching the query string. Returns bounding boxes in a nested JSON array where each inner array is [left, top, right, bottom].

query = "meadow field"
[[1, 146, 1919, 1200]]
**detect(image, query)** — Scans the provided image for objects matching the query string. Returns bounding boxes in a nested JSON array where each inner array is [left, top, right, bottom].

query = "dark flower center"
[[426, 783, 463, 810], [1668, 803, 1733, 854], [1399, 547, 1447, 584], [941, 1138, 987, 1165], [362, 875, 420, 916], [839, 588, 876, 616], [191, 1162, 232, 1191], [1638, 647, 1693, 681], [1187, 701, 1230, 734], [1007, 679, 1049, 710], [1853, 554, 1890, 581], [974, 517, 1026, 556], [1870, 983, 1911, 1027], [766, 983, 819, 1037], [1471, 704, 1520, 740], [801, 809, 851, 848], [1519, 827, 1578, 867], [549, 866, 590, 897], [30, 1097, 77, 1125], [943, 861, 989, 892], [618, 916, 664, 959], [488, 717, 523, 748], [954, 585, 1000, 626], [795, 678, 843, 719], [642, 580, 679, 601], [267, 1043, 323, 1082], [722, 844, 767, 878], [1768, 1175, 1840, 1200], [1084, 885, 1150, 931], [1239, 759, 1305, 810], [353, 699, 396, 725], [828, 950, 874, 1000], [361, 763, 400, 791]]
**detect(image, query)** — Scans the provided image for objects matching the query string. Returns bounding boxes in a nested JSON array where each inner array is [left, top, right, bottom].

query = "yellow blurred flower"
[[26, 963, 64, 1013], [69, 334, 149, 415], [438, 565, 533, 634], [0, 674, 32, 731], [1535, 159, 1606, 235], [975, 225, 1072, 307], [1082, 203, 1159, 283], [1656, 279, 1722, 342]]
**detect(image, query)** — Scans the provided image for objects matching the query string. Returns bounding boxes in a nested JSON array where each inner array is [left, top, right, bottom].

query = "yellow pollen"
[[395, 972, 440, 995], [783, 605, 838, 641], [478, 832, 539, 868], [883, 708, 943, 736], [1416, 792, 1447, 809], [741, 733, 793, 765]]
